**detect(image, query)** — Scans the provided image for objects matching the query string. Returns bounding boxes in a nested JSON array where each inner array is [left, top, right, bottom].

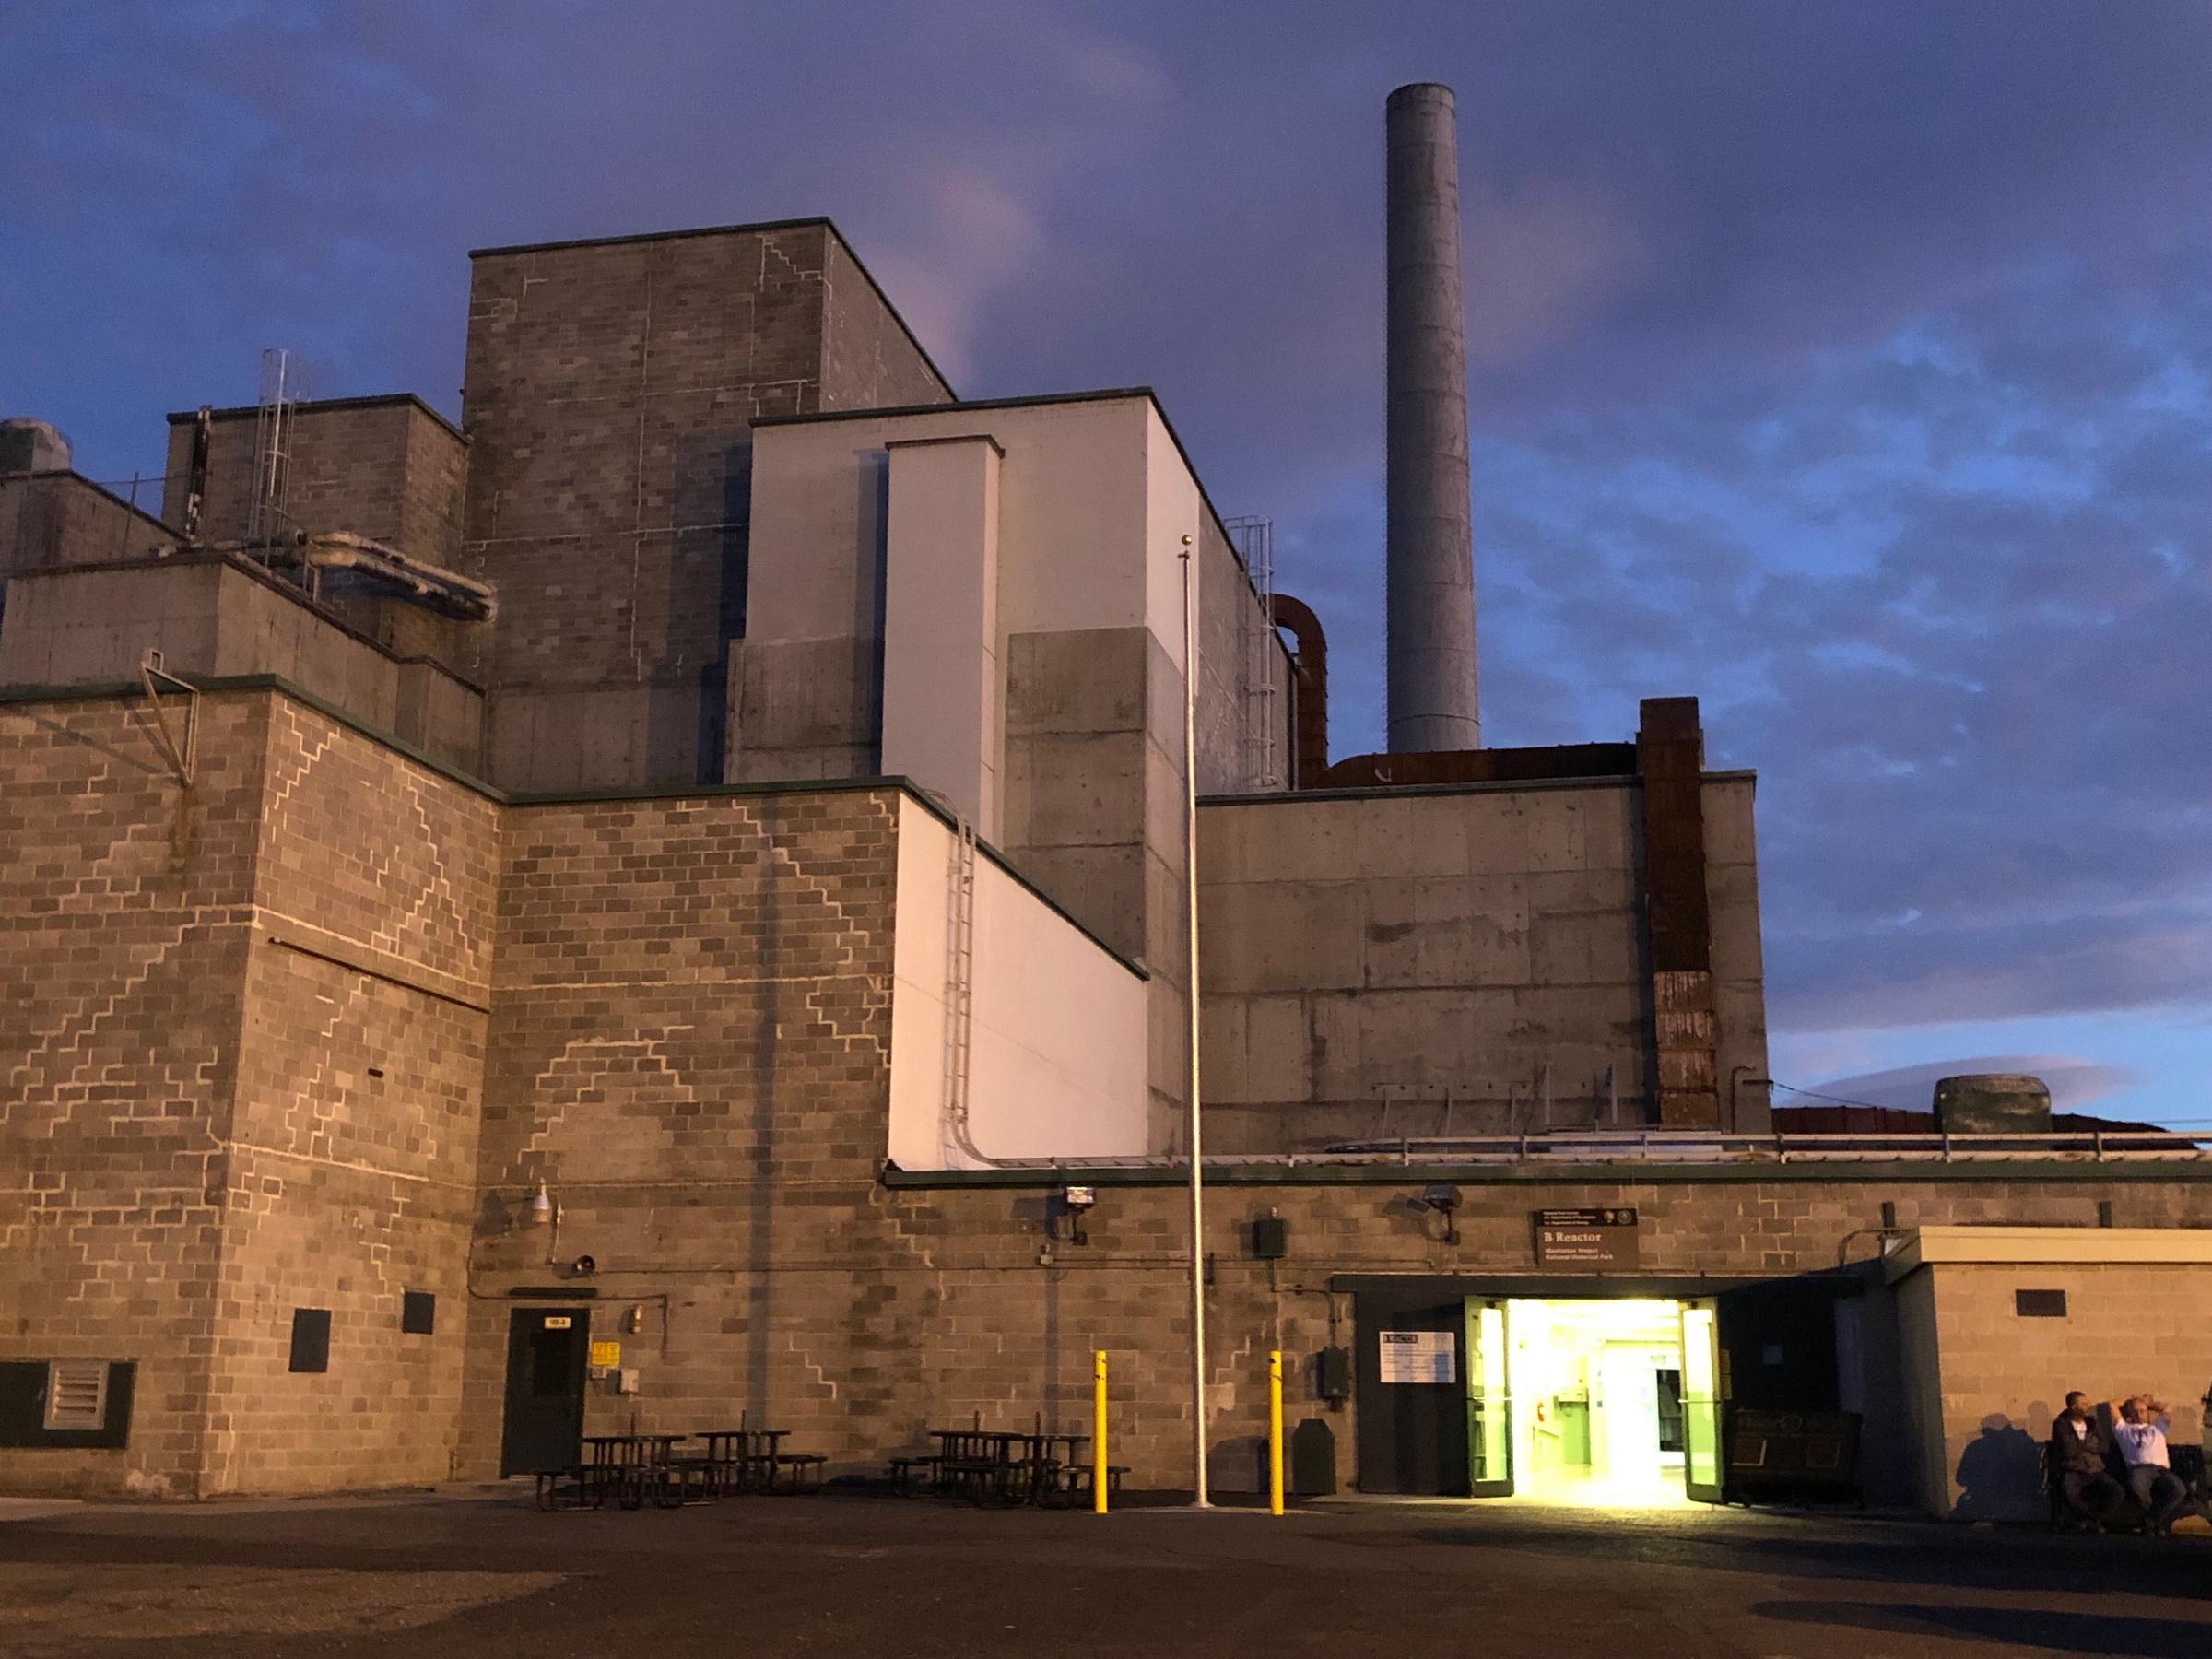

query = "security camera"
[[569, 1254, 596, 1277]]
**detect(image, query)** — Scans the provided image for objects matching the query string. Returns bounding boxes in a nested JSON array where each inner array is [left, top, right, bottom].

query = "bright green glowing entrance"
[[1464, 1296, 1724, 1505]]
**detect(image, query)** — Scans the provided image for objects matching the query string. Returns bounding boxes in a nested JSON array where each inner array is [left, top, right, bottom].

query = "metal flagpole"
[[1181, 534, 1211, 1510]]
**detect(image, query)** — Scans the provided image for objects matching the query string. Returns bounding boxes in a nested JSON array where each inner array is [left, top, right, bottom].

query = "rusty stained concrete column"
[[1637, 696, 1721, 1127]]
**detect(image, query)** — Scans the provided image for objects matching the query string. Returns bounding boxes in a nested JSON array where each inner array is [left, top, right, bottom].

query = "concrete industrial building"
[[6, 91, 2211, 1520]]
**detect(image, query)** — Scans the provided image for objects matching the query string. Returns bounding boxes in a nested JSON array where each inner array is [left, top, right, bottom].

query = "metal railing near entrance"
[[948, 1128, 2212, 1172]]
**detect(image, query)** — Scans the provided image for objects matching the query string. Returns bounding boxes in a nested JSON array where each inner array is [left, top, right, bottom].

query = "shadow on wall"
[[1952, 1409, 2047, 1522]]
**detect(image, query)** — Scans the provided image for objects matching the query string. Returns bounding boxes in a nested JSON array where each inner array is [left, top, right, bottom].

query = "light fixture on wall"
[[1061, 1184, 1096, 1247], [524, 1181, 555, 1225], [1419, 1182, 1462, 1246]]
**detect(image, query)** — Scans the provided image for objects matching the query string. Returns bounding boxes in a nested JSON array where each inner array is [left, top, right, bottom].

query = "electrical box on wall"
[[1317, 1346, 1352, 1401], [618, 1369, 641, 1395], [1252, 1215, 1288, 1259]]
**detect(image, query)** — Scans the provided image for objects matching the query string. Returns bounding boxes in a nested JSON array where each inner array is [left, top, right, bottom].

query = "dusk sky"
[[6, 1, 2208, 1126]]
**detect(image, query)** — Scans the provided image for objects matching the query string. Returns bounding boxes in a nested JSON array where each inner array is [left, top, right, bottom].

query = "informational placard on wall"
[[589, 1340, 622, 1368], [1378, 1329, 1456, 1384], [1533, 1206, 1641, 1269]]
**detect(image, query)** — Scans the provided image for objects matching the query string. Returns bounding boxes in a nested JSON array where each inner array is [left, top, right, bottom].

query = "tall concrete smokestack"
[[1385, 82, 1480, 751]]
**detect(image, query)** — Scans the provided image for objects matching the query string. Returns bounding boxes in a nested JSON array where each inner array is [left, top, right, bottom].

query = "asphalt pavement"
[[4, 1487, 2208, 1657]]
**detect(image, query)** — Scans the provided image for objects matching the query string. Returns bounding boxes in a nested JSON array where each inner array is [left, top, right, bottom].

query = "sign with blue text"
[[1378, 1329, 1456, 1384]]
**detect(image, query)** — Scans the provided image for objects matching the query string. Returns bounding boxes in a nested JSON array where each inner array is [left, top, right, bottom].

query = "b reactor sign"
[[1533, 1206, 1641, 1269]]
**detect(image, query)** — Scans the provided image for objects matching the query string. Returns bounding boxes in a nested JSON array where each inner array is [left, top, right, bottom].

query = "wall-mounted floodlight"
[[1062, 1184, 1097, 1246], [525, 1181, 555, 1225], [1419, 1182, 1462, 1246]]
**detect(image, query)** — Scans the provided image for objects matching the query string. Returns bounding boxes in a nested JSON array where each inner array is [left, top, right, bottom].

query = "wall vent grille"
[[42, 1361, 107, 1430]]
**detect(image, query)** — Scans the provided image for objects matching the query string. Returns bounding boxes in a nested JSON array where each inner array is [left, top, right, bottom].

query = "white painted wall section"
[[881, 434, 1004, 837], [888, 795, 1151, 1170]]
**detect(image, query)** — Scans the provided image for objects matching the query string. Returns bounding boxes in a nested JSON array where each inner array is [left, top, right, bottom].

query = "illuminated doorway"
[[1465, 1296, 1723, 1506]]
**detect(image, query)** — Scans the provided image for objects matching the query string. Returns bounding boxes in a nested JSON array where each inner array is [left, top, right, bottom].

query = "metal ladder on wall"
[[940, 815, 980, 1162], [1224, 514, 1281, 791]]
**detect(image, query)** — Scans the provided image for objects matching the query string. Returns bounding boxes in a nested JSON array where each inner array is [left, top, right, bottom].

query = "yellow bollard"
[[1268, 1347, 1285, 1516], [1093, 1349, 1109, 1513]]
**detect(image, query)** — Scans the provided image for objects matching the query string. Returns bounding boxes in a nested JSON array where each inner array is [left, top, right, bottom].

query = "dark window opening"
[[1655, 1367, 1686, 1452], [2015, 1288, 2068, 1318], [288, 1308, 332, 1372], [401, 1291, 436, 1335]]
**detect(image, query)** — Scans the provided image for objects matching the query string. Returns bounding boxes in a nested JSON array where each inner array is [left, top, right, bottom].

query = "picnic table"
[[535, 1427, 823, 1512], [919, 1426, 1101, 1506], [698, 1428, 821, 1493], [583, 1432, 690, 1509]]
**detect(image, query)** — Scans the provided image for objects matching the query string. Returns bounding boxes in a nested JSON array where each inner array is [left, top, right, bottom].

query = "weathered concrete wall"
[[0, 557, 483, 772], [464, 221, 951, 794], [1198, 779, 1654, 1150], [0, 473, 171, 588], [1704, 775, 1771, 1129], [1199, 774, 1768, 1150]]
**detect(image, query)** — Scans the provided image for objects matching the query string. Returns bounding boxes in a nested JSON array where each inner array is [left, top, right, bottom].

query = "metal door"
[[500, 1307, 589, 1477], [1465, 1300, 1513, 1496], [1352, 1296, 1469, 1494], [1679, 1300, 1724, 1503]]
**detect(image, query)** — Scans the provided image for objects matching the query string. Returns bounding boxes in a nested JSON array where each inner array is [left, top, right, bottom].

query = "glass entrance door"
[[1465, 1300, 1513, 1496], [1679, 1300, 1724, 1503]]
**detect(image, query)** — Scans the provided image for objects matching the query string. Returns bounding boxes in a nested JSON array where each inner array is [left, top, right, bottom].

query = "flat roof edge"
[[165, 392, 465, 444], [467, 215, 835, 260], [754, 386, 1156, 428]]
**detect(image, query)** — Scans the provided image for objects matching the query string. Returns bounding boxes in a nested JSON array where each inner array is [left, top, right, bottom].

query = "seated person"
[[2049, 1391, 2122, 1527], [2108, 1393, 2187, 1531]]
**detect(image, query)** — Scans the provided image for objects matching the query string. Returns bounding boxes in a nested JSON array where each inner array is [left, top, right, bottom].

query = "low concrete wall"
[[0, 556, 482, 771]]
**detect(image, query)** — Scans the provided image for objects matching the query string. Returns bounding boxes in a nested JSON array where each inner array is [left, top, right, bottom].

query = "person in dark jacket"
[[2050, 1391, 2123, 1528]]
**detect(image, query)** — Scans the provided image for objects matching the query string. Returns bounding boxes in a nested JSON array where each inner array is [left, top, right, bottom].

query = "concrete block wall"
[[0, 695, 266, 1496], [822, 1171, 2212, 1500], [1915, 1261, 2212, 1521], [458, 782, 903, 1477], [0, 688, 499, 1497], [158, 396, 466, 566], [149, 398, 478, 681], [204, 696, 498, 1493], [462, 221, 952, 794], [818, 231, 959, 411]]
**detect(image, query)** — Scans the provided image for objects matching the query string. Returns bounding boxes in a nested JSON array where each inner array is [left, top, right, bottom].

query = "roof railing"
[[947, 1128, 2212, 1172]]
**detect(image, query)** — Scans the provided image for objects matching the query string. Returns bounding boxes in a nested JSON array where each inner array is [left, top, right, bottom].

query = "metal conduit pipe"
[[1268, 593, 1328, 789]]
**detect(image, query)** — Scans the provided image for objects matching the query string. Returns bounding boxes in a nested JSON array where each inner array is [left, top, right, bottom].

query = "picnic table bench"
[[893, 1427, 1122, 1507]]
